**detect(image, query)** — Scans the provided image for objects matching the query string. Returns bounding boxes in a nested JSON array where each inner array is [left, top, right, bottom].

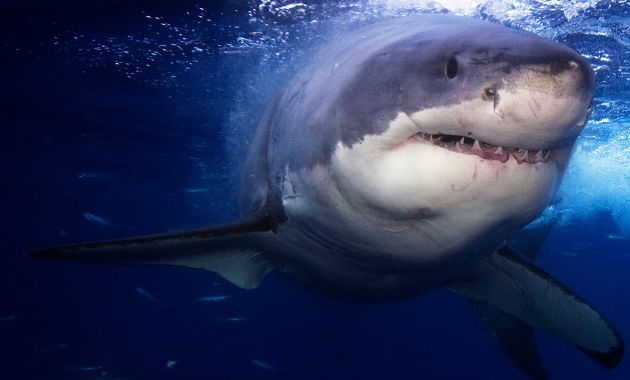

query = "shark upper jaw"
[[414, 132, 553, 165]]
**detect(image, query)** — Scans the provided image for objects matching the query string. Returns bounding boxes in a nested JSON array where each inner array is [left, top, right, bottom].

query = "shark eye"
[[485, 88, 496, 97], [446, 57, 458, 79]]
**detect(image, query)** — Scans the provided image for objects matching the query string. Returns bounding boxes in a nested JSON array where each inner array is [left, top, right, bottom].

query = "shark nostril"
[[550, 60, 579, 75]]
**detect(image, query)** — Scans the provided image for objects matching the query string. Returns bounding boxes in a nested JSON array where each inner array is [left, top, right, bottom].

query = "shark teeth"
[[418, 133, 551, 164], [518, 149, 529, 163]]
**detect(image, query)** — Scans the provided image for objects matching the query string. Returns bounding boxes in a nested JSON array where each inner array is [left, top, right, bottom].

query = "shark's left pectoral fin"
[[29, 212, 277, 289], [448, 246, 624, 369]]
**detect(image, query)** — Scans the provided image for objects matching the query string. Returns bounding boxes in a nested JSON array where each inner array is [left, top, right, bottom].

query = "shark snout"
[[485, 57, 595, 149]]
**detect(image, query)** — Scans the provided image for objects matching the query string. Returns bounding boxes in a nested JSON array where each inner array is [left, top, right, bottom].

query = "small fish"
[[0, 314, 18, 322], [217, 317, 246, 322], [65, 365, 104, 371], [83, 212, 117, 229], [251, 359, 277, 371], [166, 360, 177, 370], [36, 343, 68, 356], [184, 188, 211, 193], [607, 234, 629, 240], [196, 296, 232, 302], [136, 287, 164, 307], [77, 172, 118, 179]]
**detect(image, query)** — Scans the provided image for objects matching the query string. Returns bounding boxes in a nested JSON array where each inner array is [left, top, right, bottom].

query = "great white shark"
[[30, 14, 623, 379]]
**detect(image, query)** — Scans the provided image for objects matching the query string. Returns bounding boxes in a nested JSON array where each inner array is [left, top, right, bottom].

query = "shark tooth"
[[520, 149, 529, 161]]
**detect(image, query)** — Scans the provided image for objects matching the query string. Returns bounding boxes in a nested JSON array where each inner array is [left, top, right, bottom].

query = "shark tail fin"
[[29, 211, 277, 290], [448, 246, 624, 370]]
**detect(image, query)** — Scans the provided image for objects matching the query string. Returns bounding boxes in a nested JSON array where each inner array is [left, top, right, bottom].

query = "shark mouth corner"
[[416, 133, 551, 164]]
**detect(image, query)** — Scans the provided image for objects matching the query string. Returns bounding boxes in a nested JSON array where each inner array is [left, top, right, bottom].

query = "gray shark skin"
[[30, 15, 623, 378]]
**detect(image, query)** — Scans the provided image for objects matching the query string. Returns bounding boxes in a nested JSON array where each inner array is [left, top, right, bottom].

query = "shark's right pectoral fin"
[[470, 300, 549, 380], [29, 212, 277, 290], [448, 246, 624, 369]]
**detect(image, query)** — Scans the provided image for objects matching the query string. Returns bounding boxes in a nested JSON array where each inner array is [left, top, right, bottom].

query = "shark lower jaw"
[[416, 132, 552, 165]]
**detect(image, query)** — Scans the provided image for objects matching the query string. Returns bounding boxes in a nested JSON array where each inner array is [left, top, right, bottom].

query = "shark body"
[[30, 15, 623, 379]]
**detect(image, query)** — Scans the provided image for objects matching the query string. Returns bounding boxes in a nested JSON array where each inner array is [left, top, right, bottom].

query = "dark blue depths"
[[1, 1, 630, 379]]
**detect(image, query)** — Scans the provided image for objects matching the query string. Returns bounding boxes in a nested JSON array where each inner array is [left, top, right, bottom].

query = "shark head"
[[263, 15, 595, 270]]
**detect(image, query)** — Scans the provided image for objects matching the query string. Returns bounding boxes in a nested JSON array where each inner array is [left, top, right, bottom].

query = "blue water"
[[2, 1, 630, 379]]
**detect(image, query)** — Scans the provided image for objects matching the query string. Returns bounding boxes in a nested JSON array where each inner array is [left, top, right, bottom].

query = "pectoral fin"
[[471, 300, 548, 380], [29, 212, 276, 289], [448, 246, 624, 369]]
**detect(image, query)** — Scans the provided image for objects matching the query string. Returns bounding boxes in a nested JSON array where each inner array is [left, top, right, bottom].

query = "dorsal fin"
[[29, 211, 277, 289], [448, 246, 624, 369]]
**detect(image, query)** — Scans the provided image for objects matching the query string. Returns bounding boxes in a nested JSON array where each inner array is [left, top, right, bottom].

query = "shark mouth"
[[417, 133, 551, 164]]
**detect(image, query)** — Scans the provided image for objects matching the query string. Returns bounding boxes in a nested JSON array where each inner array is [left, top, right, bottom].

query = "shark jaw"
[[414, 132, 552, 164]]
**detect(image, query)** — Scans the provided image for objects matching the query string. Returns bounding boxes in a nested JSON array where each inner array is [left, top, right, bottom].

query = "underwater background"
[[2, 0, 630, 379]]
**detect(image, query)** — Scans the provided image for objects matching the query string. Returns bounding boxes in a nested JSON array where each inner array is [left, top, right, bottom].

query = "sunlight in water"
[[536, 118, 630, 235]]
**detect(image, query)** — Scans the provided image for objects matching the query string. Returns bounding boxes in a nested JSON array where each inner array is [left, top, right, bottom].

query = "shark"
[[29, 14, 623, 379]]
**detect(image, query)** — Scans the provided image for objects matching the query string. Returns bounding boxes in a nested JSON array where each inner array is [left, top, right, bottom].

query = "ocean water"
[[2, 1, 630, 379]]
